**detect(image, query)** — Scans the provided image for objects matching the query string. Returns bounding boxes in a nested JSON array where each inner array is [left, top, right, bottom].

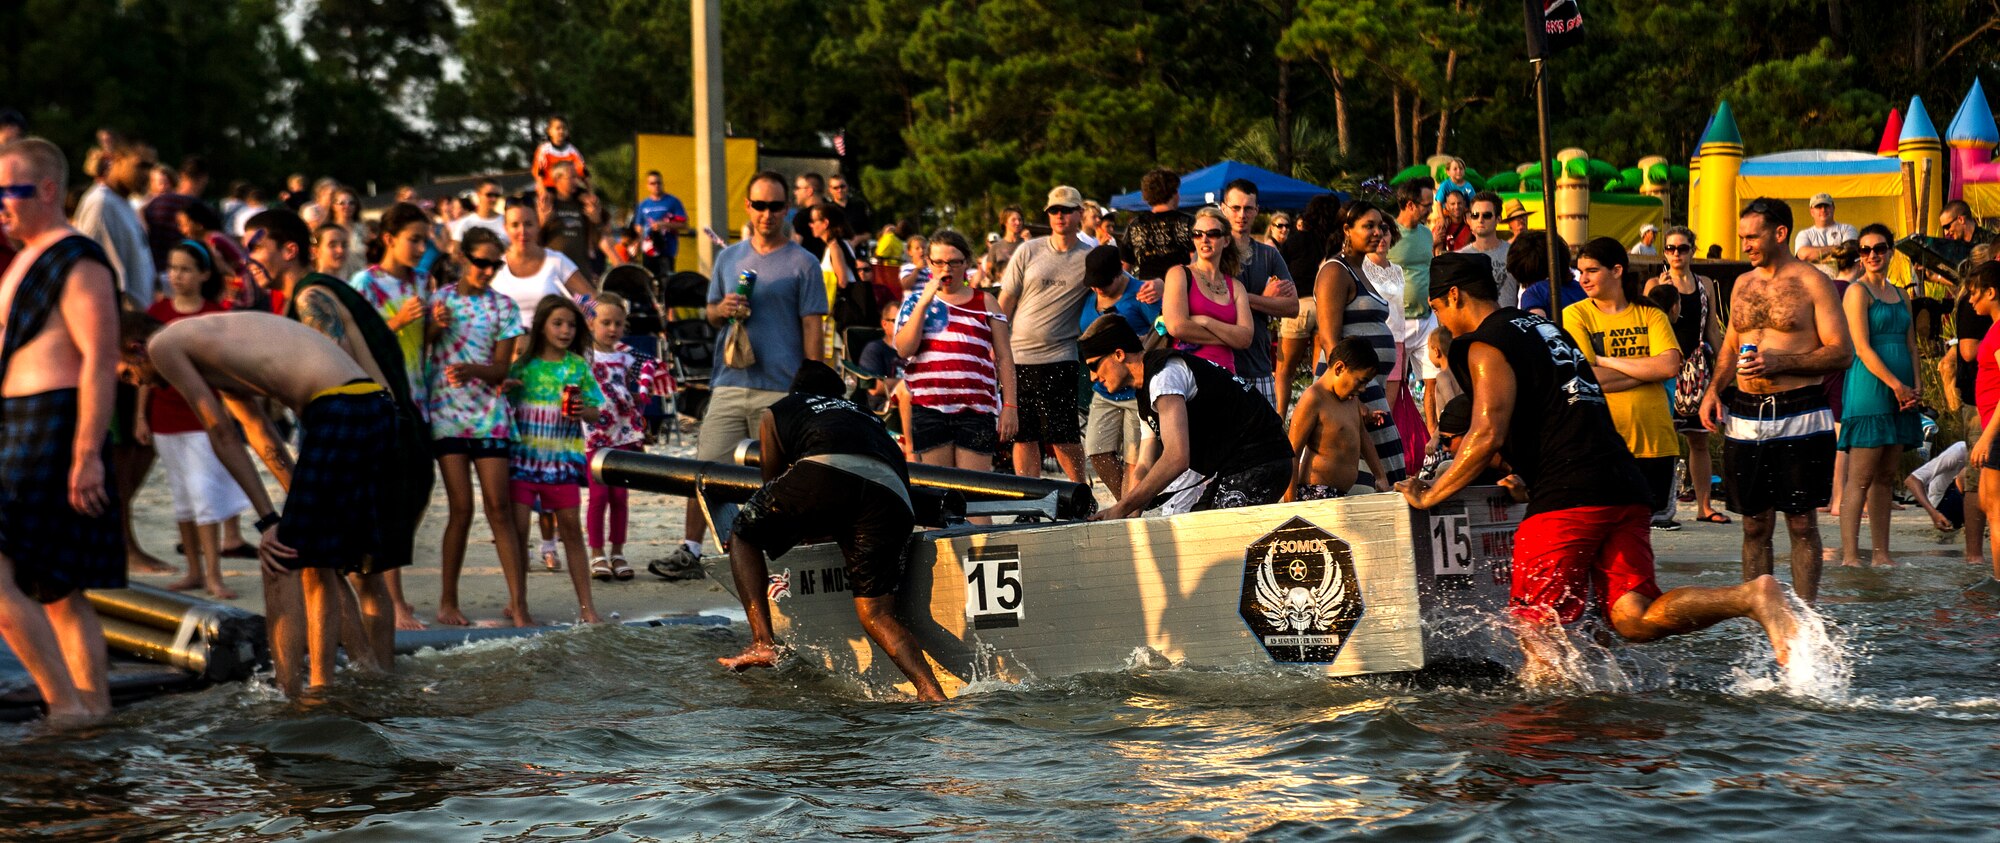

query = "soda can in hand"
[[562, 384, 581, 417]]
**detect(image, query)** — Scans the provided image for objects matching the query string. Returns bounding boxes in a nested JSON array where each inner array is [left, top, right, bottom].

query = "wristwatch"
[[253, 511, 282, 535]]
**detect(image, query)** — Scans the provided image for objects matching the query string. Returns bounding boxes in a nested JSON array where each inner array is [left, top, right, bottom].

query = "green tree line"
[[9, 0, 1997, 226]]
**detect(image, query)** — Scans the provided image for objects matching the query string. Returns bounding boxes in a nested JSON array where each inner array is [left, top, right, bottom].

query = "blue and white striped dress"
[[1324, 256, 1406, 483]]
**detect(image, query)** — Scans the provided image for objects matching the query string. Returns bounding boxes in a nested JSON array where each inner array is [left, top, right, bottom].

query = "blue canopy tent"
[[1109, 161, 1345, 211]]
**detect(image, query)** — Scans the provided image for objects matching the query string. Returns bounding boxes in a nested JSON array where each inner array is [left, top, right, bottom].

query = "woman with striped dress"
[[1312, 202, 1406, 486], [892, 230, 1018, 477]]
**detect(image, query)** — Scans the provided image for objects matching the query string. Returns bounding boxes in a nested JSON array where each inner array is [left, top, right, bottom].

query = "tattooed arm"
[[295, 286, 392, 390]]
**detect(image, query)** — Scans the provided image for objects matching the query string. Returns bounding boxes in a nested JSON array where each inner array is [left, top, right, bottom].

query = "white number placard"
[[964, 548, 1024, 629], [1429, 513, 1472, 576]]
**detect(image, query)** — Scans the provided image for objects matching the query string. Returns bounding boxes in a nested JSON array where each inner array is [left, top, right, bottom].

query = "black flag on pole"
[[1523, 0, 1584, 58]]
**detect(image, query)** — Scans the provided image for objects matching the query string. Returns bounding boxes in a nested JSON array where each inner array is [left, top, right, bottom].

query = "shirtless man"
[[1700, 198, 1853, 603], [1285, 337, 1389, 501], [0, 138, 123, 724], [120, 311, 404, 695], [243, 209, 434, 632]]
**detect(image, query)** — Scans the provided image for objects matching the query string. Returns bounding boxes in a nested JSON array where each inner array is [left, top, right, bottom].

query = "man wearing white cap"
[[1632, 224, 1659, 255], [1794, 193, 1857, 275], [997, 185, 1094, 482]]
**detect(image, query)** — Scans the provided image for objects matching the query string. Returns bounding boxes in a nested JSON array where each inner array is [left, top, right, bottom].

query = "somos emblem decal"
[[1239, 516, 1365, 664]]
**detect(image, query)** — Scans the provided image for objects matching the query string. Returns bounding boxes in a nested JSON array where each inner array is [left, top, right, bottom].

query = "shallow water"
[[7, 556, 2000, 841]]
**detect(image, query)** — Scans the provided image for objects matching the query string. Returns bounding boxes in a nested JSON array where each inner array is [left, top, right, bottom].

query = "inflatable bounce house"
[[1949, 78, 2000, 220], [1389, 153, 1676, 248], [1689, 97, 1948, 260]]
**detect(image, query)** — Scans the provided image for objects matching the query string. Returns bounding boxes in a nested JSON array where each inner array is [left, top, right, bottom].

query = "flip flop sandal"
[[220, 545, 261, 560], [590, 557, 614, 582], [1696, 511, 1732, 524], [611, 555, 634, 581]]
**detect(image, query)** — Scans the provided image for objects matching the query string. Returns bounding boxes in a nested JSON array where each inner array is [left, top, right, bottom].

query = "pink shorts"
[[510, 479, 581, 510]]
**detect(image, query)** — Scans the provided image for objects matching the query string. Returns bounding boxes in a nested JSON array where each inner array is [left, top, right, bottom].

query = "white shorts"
[[1084, 392, 1143, 461], [1277, 296, 1317, 339], [154, 431, 252, 526]]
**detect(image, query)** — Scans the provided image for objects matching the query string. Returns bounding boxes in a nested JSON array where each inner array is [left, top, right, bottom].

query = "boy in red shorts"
[[1398, 253, 1802, 684]]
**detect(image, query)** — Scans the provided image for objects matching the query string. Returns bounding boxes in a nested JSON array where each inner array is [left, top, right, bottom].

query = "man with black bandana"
[[716, 360, 945, 701], [1080, 314, 1293, 518]]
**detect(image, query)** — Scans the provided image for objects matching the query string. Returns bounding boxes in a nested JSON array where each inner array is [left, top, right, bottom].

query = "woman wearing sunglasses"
[[1834, 224, 1922, 568], [1646, 226, 1727, 524], [1162, 207, 1252, 374]]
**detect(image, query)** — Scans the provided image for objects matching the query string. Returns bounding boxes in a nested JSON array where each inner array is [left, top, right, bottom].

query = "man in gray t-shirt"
[[998, 185, 1094, 482], [1220, 179, 1298, 407], [669, 171, 831, 569], [1794, 193, 1858, 275]]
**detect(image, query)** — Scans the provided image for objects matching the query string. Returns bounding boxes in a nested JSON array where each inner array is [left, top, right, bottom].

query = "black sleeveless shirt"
[[1447, 308, 1648, 517], [1137, 350, 1291, 479], [768, 392, 909, 483]]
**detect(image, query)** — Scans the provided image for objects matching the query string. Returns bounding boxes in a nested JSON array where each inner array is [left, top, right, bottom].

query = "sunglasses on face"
[[0, 184, 36, 200], [1467, 211, 1496, 220], [1047, 205, 1080, 215], [1664, 243, 1692, 254], [481, 192, 501, 199], [1192, 228, 1230, 240], [466, 256, 504, 271], [1272, 223, 1292, 230], [1860, 243, 1893, 257], [748, 199, 786, 212]]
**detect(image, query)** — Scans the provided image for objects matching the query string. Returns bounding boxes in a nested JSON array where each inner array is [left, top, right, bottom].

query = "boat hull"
[[706, 488, 1523, 697]]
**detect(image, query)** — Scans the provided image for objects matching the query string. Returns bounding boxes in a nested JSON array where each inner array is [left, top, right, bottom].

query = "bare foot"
[[42, 704, 107, 729], [542, 550, 561, 572], [578, 607, 604, 625], [1746, 575, 1800, 667], [436, 606, 471, 626], [719, 642, 780, 671], [165, 575, 203, 592], [1837, 556, 1864, 568], [1968, 557, 1989, 568], [504, 606, 539, 628], [394, 604, 429, 631], [206, 585, 239, 601], [129, 551, 175, 575], [1871, 551, 1898, 568]]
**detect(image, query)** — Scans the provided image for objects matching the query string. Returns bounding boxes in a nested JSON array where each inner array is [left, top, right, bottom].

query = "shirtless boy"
[[1700, 198, 1853, 603], [1286, 337, 1389, 500], [0, 138, 123, 724], [120, 310, 404, 696]]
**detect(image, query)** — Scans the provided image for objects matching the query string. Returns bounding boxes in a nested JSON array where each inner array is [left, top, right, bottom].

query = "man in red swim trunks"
[[1397, 253, 1803, 684]]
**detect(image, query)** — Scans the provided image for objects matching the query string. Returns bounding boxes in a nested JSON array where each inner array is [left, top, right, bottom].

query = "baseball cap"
[[1046, 185, 1084, 211], [986, 231, 1001, 243], [1502, 198, 1530, 222], [1640, 223, 1657, 235], [1077, 314, 1144, 363], [1810, 192, 1834, 208], [1084, 245, 1125, 289]]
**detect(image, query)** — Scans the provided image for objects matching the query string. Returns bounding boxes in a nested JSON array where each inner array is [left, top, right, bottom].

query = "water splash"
[[1728, 590, 1853, 701]]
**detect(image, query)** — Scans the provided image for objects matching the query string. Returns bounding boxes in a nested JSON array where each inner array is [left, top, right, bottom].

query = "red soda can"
[[562, 384, 581, 417]]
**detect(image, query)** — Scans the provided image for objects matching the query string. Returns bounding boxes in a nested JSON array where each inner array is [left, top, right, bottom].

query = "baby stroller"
[[660, 270, 717, 428]]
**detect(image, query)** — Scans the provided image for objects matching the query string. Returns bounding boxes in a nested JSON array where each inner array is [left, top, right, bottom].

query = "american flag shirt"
[[586, 342, 663, 451]]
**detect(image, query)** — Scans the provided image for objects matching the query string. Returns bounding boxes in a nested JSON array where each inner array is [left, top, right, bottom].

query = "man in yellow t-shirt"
[[1563, 238, 1685, 529]]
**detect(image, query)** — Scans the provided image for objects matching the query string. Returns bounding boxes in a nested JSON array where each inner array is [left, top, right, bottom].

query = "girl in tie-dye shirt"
[[424, 228, 533, 627], [507, 295, 605, 624], [349, 202, 435, 415]]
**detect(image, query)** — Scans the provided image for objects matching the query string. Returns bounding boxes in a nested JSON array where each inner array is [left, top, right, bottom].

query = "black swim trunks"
[[731, 458, 914, 599], [1193, 457, 1291, 511], [1721, 385, 1836, 516], [278, 382, 399, 573], [0, 390, 123, 603]]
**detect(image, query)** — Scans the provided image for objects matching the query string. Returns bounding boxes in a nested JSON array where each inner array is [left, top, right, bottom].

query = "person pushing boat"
[[1079, 314, 1294, 517], [118, 310, 405, 696], [714, 360, 945, 701], [1396, 253, 1803, 683]]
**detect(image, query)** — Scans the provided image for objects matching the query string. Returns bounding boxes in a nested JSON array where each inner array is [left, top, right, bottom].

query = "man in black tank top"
[[720, 361, 944, 700], [1078, 315, 1292, 519], [1399, 253, 1805, 683]]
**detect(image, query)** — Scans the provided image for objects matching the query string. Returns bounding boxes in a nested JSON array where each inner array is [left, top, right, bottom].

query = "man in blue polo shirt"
[[632, 170, 688, 277]]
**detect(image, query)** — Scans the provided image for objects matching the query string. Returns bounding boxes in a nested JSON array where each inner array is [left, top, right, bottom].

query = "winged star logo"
[[1255, 547, 1347, 636], [1238, 516, 1365, 664]]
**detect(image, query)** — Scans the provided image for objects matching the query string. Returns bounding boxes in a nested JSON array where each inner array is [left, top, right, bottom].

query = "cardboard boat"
[[596, 451, 1526, 698]]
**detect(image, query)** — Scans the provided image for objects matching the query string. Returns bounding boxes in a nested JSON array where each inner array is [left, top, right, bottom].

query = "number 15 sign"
[[963, 546, 1024, 630]]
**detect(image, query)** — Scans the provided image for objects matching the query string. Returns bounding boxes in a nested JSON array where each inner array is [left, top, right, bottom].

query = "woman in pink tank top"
[[1162, 207, 1253, 372]]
